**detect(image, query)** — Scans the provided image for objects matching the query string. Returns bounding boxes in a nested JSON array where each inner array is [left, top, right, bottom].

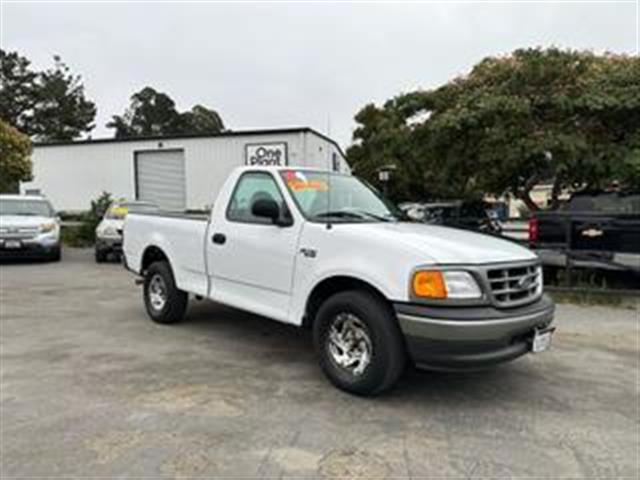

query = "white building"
[[21, 127, 349, 212]]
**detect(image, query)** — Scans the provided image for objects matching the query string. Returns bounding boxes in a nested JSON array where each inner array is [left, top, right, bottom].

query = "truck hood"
[[341, 222, 537, 265], [0, 215, 53, 228]]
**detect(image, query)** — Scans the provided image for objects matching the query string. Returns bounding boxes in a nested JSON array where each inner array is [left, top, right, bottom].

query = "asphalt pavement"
[[1, 248, 638, 478]]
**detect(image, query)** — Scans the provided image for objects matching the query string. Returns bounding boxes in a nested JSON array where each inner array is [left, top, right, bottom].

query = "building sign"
[[245, 142, 288, 166]]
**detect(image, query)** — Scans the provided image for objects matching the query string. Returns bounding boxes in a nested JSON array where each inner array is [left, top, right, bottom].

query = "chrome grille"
[[486, 263, 542, 307], [0, 227, 39, 240]]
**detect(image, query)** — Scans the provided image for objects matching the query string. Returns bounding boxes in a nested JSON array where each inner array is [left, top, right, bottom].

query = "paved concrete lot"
[[1, 248, 638, 478]]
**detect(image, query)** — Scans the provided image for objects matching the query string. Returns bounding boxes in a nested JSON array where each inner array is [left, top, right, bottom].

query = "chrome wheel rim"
[[148, 274, 167, 311], [327, 313, 372, 376]]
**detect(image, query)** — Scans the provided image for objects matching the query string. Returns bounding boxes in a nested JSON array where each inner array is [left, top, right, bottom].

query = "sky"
[[1, 1, 638, 148]]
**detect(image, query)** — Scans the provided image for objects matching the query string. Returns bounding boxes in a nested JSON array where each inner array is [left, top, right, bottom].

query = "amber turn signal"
[[413, 270, 447, 299]]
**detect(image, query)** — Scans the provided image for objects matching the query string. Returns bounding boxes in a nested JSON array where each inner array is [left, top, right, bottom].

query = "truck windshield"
[[0, 199, 54, 217], [280, 170, 400, 222]]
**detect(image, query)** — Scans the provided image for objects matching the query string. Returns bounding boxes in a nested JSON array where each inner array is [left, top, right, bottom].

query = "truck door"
[[206, 171, 301, 322]]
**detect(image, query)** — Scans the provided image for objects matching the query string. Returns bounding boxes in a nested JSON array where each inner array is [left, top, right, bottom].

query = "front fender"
[[289, 266, 401, 327]]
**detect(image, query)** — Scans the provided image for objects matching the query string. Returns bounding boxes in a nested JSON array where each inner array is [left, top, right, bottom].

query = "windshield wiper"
[[312, 211, 367, 221], [312, 210, 395, 222], [349, 210, 396, 222]]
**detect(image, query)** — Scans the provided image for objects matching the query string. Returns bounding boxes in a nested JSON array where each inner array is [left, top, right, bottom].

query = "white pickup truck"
[[123, 166, 555, 395]]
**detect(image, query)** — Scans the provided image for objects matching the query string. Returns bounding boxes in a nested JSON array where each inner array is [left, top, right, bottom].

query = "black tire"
[[95, 248, 107, 263], [49, 247, 61, 262], [143, 261, 188, 324], [313, 290, 406, 396]]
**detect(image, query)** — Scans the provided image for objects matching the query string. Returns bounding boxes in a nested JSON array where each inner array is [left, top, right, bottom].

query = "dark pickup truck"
[[529, 191, 640, 273]]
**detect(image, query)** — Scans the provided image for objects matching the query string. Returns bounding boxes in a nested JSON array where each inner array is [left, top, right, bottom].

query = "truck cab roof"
[[236, 165, 346, 175]]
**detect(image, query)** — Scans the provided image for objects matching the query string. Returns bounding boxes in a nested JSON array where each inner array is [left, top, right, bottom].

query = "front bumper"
[[395, 295, 555, 370], [0, 238, 60, 259], [96, 237, 123, 253]]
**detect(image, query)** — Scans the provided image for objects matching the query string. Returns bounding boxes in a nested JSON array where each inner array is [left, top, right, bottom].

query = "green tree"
[[31, 56, 96, 141], [347, 48, 640, 209], [0, 120, 32, 193], [346, 103, 422, 201], [179, 105, 225, 135], [107, 87, 225, 138], [0, 50, 38, 134], [0, 49, 96, 141], [107, 87, 182, 138]]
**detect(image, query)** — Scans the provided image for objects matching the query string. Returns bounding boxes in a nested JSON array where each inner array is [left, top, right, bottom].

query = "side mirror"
[[251, 198, 292, 227]]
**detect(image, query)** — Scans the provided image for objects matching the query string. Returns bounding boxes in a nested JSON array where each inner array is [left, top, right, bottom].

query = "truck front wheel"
[[143, 261, 188, 324], [313, 290, 406, 396]]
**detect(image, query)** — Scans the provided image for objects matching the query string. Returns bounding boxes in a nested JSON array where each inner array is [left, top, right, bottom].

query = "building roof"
[[0, 194, 48, 201], [34, 126, 346, 158]]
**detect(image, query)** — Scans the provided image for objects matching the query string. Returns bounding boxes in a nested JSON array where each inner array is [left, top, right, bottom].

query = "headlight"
[[98, 226, 118, 237], [40, 222, 57, 233], [412, 270, 482, 300]]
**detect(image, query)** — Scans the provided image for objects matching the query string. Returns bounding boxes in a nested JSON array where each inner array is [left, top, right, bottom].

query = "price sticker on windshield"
[[282, 171, 328, 192]]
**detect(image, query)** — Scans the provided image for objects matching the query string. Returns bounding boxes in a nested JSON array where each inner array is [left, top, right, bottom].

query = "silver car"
[[0, 195, 61, 261]]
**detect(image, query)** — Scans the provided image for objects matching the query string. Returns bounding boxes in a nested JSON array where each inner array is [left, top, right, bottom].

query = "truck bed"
[[130, 211, 209, 221], [124, 211, 210, 296]]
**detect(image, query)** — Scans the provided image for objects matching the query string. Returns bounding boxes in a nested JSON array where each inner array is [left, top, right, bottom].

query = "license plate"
[[4, 240, 22, 249], [532, 328, 554, 353]]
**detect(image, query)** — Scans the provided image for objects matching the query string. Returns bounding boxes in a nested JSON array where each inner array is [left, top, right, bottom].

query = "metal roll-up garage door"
[[135, 150, 186, 211]]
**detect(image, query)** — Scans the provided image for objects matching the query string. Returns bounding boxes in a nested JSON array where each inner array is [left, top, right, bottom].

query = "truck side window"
[[226, 172, 288, 224]]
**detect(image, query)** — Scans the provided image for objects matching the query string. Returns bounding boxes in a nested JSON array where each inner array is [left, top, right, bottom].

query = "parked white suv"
[[123, 167, 555, 395], [0, 194, 61, 261], [95, 200, 159, 263]]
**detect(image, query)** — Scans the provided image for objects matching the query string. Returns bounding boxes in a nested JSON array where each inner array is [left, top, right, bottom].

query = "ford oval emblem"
[[517, 276, 535, 290]]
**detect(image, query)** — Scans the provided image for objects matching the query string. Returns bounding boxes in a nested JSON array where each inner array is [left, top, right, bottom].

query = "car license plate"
[[4, 240, 22, 249], [532, 328, 554, 353]]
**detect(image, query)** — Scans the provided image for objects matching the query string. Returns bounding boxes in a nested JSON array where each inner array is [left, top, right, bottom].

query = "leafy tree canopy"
[[347, 48, 640, 209], [0, 50, 96, 141], [31, 56, 97, 141], [0, 120, 32, 193], [0, 50, 38, 134], [107, 87, 225, 138]]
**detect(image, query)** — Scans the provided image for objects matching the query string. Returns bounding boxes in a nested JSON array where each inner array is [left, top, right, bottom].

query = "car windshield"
[[105, 202, 159, 219], [0, 199, 54, 217], [280, 170, 400, 222]]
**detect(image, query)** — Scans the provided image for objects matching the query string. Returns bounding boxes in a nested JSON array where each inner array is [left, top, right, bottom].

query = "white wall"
[[22, 130, 348, 211], [302, 131, 349, 173], [23, 141, 140, 211]]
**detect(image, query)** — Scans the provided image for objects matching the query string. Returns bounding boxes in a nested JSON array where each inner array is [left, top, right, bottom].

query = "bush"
[[60, 191, 112, 247], [61, 225, 90, 247]]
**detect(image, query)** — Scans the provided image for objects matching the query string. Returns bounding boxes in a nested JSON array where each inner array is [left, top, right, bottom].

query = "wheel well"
[[141, 246, 169, 273], [303, 276, 389, 329]]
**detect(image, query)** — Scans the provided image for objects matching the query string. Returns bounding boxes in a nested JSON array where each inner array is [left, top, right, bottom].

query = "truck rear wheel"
[[313, 290, 406, 396], [143, 261, 188, 324]]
